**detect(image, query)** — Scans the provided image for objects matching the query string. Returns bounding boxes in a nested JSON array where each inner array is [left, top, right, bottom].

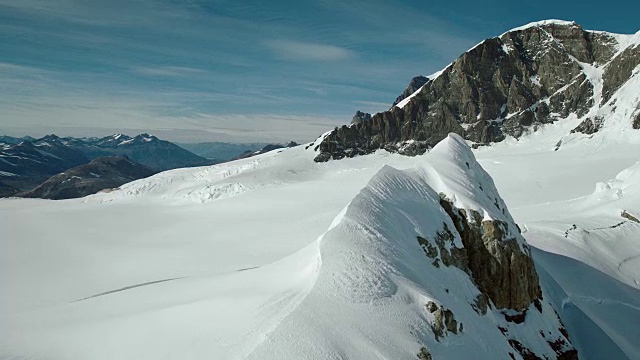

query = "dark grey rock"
[[392, 75, 429, 107], [439, 198, 542, 311], [351, 111, 372, 125], [621, 210, 640, 223], [571, 116, 604, 135], [430, 304, 459, 340], [602, 44, 640, 104], [417, 346, 433, 360]]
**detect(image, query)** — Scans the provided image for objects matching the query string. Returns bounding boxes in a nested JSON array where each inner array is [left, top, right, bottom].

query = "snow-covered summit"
[[507, 19, 577, 33]]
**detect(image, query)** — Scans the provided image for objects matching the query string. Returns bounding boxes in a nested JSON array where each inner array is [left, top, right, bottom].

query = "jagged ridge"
[[315, 20, 640, 162]]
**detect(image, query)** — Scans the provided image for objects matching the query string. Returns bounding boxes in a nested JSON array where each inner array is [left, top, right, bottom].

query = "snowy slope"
[[2, 135, 575, 360], [2, 128, 639, 358], [1, 141, 418, 359], [248, 136, 572, 360]]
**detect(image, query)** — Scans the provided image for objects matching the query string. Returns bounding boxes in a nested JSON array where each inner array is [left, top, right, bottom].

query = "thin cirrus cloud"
[[0, 0, 493, 142], [265, 40, 356, 61], [131, 66, 210, 77]]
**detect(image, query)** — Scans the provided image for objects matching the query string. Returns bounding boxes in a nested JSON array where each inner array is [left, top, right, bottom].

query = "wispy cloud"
[[0, 0, 490, 142], [131, 65, 209, 77], [265, 40, 355, 61]]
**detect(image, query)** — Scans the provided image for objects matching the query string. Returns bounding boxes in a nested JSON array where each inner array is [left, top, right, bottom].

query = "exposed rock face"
[[472, 293, 489, 315], [417, 222, 468, 269], [416, 198, 542, 312], [314, 21, 640, 162], [438, 198, 542, 311], [571, 116, 604, 134], [426, 302, 460, 340], [351, 111, 372, 125], [601, 44, 640, 104], [417, 347, 433, 360], [392, 75, 429, 107], [621, 210, 640, 223]]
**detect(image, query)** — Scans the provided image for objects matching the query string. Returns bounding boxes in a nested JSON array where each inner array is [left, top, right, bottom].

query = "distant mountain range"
[[0, 134, 214, 197], [232, 141, 299, 160], [177, 142, 268, 161], [0, 134, 301, 199]]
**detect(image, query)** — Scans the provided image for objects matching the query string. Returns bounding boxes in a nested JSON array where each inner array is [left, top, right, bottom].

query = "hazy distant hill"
[[177, 142, 268, 161], [0, 133, 214, 197], [18, 156, 156, 200]]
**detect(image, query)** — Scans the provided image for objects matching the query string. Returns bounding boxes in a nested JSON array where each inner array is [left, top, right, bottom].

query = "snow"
[[395, 64, 454, 109], [34, 149, 63, 160], [1, 133, 573, 360], [426, 64, 451, 81], [395, 84, 426, 109], [507, 19, 577, 33], [118, 139, 134, 146], [530, 75, 541, 87]]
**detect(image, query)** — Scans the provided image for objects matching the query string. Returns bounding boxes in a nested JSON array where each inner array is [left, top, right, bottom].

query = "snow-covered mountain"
[[177, 141, 269, 161], [65, 133, 214, 171], [2, 20, 640, 360], [17, 156, 156, 200], [0, 135, 89, 195], [0, 133, 212, 197], [316, 20, 640, 161]]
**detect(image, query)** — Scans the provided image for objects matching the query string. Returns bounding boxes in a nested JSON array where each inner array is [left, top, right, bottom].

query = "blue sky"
[[1, 0, 638, 143]]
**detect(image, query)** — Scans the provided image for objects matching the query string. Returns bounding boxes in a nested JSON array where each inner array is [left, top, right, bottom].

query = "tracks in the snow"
[[71, 265, 261, 303]]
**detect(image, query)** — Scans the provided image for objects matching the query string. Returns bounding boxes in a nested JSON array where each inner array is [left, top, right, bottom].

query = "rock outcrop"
[[426, 301, 461, 340], [437, 198, 542, 311], [351, 111, 372, 125], [392, 75, 429, 107], [314, 21, 640, 162]]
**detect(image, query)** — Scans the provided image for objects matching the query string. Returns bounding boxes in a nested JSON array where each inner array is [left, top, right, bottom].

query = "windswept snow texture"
[[3, 134, 571, 359], [248, 136, 570, 360]]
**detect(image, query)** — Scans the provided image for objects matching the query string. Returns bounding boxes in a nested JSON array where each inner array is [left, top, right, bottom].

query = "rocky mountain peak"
[[392, 75, 429, 107], [314, 20, 640, 162], [351, 110, 372, 125]]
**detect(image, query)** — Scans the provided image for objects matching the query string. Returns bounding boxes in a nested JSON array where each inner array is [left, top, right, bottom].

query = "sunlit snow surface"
[[2, 121, 640, 359]]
